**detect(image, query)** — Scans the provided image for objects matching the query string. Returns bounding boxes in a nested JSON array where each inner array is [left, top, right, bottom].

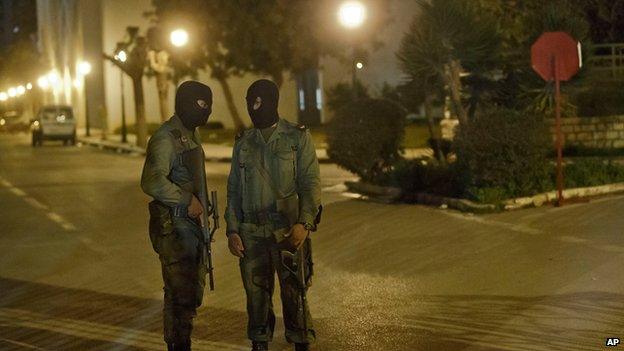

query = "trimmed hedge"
[[453, 107, 553, 200], [327, 97, 406, 183]]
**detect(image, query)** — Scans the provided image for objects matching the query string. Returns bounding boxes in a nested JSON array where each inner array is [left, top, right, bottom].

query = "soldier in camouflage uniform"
[[225, 79, 322, 351], [141, 81, 213, 351]]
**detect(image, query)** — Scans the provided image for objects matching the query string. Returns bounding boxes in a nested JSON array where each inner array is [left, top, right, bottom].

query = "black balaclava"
[[175, 81, 213, 130], [246, 79, 279, 129]]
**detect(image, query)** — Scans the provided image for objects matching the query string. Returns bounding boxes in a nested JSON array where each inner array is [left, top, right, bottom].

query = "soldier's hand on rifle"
[[288, 223, 309, 250], [228, 233, 245, 257], [188, 195, 203, 219]]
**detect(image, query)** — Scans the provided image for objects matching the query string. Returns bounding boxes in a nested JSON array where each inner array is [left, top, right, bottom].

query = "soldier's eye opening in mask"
[[197, 99, 209, 110], [253, 97, 262, 111]]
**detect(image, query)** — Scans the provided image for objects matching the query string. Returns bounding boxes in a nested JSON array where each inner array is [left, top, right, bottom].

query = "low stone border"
[[78, 137, 333, 163], [78, 137, 146, 155], [346, 180, 624, 212], [504, 182, 624, 210], [413, 193, 497, 213]]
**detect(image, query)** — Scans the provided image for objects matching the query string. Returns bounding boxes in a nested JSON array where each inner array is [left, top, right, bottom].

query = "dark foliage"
[[327, 98, 405, 183], [563, 158, 624, 188], [453, 107, 554, 199]]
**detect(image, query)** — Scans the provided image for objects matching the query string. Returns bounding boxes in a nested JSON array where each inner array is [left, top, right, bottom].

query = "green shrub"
[[563, 159, 624, 188], [325, 81, 370, 115], [327, 98, 406, 183], [453, 107, 554, 199]]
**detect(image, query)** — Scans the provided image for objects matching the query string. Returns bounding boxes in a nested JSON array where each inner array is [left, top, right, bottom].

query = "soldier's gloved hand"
[[188, 195, 204, 219], [287, 224, 309, 250], [228, 233, 245, 257]]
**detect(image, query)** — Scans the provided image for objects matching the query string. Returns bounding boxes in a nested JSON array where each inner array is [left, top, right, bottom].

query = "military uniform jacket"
[[141, 115, 207, 213], [225, 118, 321, 234]]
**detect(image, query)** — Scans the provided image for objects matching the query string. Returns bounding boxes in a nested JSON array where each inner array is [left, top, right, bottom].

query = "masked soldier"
[[141, 81, 213, 351], [225, 79, 322, 351]]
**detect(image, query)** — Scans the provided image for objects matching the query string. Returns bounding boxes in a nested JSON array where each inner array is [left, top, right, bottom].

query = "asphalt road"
[[0, 133, 623, 351]]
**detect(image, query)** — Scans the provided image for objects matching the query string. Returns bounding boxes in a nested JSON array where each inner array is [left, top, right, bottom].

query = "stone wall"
[[547, 116, 624, 148]]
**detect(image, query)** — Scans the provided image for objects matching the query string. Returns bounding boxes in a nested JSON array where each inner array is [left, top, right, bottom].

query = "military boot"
[[252, 341, 269, 350], [167, 341, 191, 351], [294, 343, 309, 351]]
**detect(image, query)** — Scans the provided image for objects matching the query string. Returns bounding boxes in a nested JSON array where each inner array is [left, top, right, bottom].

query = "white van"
[[31, 105, 76, 146]]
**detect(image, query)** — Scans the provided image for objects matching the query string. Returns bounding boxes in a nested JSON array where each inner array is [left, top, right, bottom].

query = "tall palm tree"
[[397, 0, 501, 127]]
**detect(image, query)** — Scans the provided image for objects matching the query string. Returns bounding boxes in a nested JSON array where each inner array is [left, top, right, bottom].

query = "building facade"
[[35, 0, 417, 132]]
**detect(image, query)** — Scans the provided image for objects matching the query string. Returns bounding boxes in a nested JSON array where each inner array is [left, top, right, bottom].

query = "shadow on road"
[[3, 277, 620, 350], [341, 292, 624, 351], [0, 277, 249, 350]]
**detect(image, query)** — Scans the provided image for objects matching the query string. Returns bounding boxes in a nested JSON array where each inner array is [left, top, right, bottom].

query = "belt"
[[243, 209, 284, 225]]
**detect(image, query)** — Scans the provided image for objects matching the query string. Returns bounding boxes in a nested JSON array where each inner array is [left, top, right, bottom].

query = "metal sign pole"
[[553, 55, 564, 207]]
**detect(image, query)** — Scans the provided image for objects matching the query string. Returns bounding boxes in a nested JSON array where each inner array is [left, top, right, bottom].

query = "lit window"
[[316, 88, 322, 110], [299, 89, 305, 111]]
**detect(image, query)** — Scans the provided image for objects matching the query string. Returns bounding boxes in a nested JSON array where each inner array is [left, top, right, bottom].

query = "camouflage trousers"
[[149, 203, 206, 345], [238, 222, 315, 344]]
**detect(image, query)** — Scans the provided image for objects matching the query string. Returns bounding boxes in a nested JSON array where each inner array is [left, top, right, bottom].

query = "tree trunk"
[[216, 76, 245, 131], [156, 72, 169, 122], [272, 71, 284, 90], [423, 85, 445, 163], [445, 60, 468, 126], [132, 76, 148, 148]]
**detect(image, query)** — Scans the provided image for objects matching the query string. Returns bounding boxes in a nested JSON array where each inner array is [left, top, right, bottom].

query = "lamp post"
[[338, 1, 367, 96], [115, 48, 128, 143], [78, 61, 92, 136], [170, 29, 189, 48]]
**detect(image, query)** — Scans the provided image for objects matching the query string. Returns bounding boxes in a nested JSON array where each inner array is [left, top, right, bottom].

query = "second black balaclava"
[[246, 79, 279, 129], [175, 81, 213, 130]]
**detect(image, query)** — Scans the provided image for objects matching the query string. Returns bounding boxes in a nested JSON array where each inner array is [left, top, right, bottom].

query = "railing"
[[588, 43, 624, 78]]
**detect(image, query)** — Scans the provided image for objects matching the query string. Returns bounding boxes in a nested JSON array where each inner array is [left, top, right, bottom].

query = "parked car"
[[0, 110, 29, 132], [31, 105, 76, 146]]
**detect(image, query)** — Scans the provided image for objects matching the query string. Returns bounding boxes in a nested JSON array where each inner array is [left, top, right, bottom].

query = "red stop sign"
[[531, 32, 581, 81]]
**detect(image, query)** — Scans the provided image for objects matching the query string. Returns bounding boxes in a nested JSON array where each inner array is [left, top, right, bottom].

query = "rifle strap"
[[248, 153, 288, 200]]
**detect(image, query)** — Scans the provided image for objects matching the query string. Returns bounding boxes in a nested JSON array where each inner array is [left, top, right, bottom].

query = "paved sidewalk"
[[78, 132, 432, 162]]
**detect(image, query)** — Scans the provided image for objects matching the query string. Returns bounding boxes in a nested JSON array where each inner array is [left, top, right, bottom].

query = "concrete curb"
[[78, 137, 334, 163], [345, 179, 624, 213], [413, 193, 498, 213], [504, 182, 624, 210], [78, 137, 146, 155]]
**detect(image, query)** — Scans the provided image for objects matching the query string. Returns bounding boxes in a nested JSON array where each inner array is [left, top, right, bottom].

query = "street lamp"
[[0, 92, 7, 101], [170, 29, 189, 47], [338, 1, 366, 29], [16, 85, 25, 95], [38, 76, 50, 90], [116, 48, 128, 143], [47, 70, 60, 85], [338, 1, 367, 97], [78, 61, 92, 136], [78, 61, 92, 75], [8, 87, 16, 97]]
